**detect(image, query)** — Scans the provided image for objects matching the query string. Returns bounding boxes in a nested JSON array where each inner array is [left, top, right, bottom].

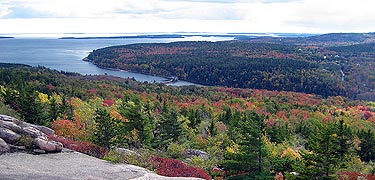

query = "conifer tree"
[[222, 111, 271, 179], [119, 97, 154, 148], [154, 106, 183, 148], [93, 108, 115, 149], [297, 120, 352, 180], [357, 129, 375, 162]]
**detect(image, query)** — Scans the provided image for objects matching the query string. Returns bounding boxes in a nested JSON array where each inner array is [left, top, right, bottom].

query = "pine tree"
[[93, 108, 115, 149], [187, 108, 202, 129], [297, 120, 352, 180], [222, 111, 271, 179], [357, 129, 375, 162], [154, 106, 183, 149], [119, 97, 154, 148]]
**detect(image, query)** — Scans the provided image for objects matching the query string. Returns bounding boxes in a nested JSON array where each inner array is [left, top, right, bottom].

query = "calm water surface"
[[0, 36, 233, 85]]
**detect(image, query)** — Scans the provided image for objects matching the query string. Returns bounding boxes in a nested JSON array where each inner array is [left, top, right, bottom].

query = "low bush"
[[48, 134, 108, 158], [152, 156, 212, 180], [338, 171, 375, 180], [104, 148, 155, 170]]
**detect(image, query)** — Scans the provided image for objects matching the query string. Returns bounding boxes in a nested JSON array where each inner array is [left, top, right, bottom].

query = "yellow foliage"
[[226, 143, 239, 154], [38, 92, 49, 103], [281, 147, 301, 160], [110, 109, 128, 122], [127, 128, 139, 142], [0, 85, 6, 94]]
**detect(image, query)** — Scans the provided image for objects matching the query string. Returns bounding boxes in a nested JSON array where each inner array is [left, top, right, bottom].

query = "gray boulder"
[[0, 115, 17, 122], [32, 125, 55, 135], [0, 114, 64, 154], [0, 127, 21, 144], [33, 138, 63, 153], [22, 126, 46, 139], [0, 138, 10, 153], [0, 120, 23, 134], [185, 149, 210, 160]]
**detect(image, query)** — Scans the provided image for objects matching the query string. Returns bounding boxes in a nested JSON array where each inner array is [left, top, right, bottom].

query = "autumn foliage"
[[48, 134, 108, 158], [338, 171, 375, 180], [151, 156, 212, 180]]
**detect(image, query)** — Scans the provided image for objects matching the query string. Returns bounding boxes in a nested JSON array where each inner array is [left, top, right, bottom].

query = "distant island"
[[59, 33, 310, 40], [60, 34, 186, 39], [0, 36, 14, 39], [59, 34, 255, 40]]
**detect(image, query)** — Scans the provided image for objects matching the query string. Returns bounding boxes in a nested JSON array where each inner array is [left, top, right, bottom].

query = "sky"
[[0, 0, 374, 34]]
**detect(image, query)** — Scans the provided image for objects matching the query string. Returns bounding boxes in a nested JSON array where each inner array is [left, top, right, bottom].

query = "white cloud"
[[0, 0, 12, 17], [1, 0, 375, 33]]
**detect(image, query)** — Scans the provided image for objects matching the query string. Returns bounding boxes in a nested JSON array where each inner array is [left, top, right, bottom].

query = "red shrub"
[[151, 156, 212, 180], [338, 171, 375, 180], [102, 99, 115, 107], [48, 134, 108, 158]]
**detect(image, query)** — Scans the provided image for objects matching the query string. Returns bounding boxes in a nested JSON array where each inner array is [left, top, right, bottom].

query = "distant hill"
[[85, 33, 375, 100], [0, 63, 31, 68], [249, 33, 375, 46]]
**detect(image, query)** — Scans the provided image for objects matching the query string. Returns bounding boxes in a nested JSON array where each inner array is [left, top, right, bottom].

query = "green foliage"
[[0, 98, 20, 119], [154, 105, 184, 148], [357, 129, 375, 162], [103, 148, 155, 170], [118, 97, 155, 148], [297, 120, 353, 179], [165, 142, 186, 159], [222, 111, 269, 177], [93, 108, 117, 149], [187, 108, 202, 129], [16, 135, 34, 149]]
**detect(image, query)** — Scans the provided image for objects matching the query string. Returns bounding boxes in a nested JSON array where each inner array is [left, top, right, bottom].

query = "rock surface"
[[0, 115, 62, 154], [0, 149, 202, 180], [0, 137, 10, 153], [0, 127, 21, 144], [185, 149, 210, 160]]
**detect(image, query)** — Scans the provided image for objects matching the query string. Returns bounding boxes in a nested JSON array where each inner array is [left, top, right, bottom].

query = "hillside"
[[85, 33, 375, 100], [1, 65, 375, 179]]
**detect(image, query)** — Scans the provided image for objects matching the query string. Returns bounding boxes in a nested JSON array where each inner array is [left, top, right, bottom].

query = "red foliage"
[[48, 134, 108, 158], [276, 111, 288, 121], [338, 171, 375, 180], [364, 111, 373, 120], [102, 99, 115, 107], [151, 156, 212, 180], [88, 88, 97, 95]]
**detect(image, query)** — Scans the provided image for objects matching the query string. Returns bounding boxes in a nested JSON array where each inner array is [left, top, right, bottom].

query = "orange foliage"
[[52, 119, 80, 139]]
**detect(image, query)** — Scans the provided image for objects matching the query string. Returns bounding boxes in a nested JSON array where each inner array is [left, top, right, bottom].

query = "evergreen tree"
[[154, 106, 183, 148], [93, 108, 116, 149], [118, 97, 154, 148], [222, 111, 271, 179], [187, 108, 202, 129], [297, 120, 352, 180], [357, 129, 375, 162]]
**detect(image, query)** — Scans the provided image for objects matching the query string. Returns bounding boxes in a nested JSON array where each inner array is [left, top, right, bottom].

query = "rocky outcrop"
[[185, 149, 210, 160], [0, 138, 10, 153], [0, 115, 63, 154]]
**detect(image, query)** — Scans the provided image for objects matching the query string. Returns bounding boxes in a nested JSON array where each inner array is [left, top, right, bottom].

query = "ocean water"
[[0, 36, 233, 85]]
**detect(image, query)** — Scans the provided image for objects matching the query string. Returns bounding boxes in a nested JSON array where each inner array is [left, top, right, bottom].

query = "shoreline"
[[83, 57, 191, 85]]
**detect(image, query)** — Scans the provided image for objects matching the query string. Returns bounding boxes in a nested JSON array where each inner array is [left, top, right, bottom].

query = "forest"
[[86, 33, 375, 100], [1, 64, 375, 179]]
